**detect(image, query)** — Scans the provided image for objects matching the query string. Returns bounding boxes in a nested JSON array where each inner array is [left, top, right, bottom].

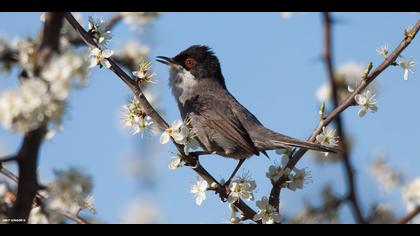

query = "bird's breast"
[[169, 67, 198, 104]]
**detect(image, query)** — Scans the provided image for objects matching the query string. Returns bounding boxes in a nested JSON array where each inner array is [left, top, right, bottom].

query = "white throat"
[[169, 66, 197, 104]]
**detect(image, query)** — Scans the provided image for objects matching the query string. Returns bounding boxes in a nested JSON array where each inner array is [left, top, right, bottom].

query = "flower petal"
[[354, 94, 366, 105], [195, 192, 205, 206], [102, 50, 114, 58], [404, 69, 409, 81], [172, 119, 183, 129], [369, 104, 378, 113], [159, 132, 170, 144], [171, 132, 184, 143], [101, 59, 111, 68], [358, 107, 367, 117], [88, 58, 98, 68]]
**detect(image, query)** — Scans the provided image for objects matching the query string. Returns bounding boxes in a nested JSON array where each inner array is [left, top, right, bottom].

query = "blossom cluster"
[[29, 168, 96, 224], [266, 154, 312, 192], [190, 172, 282, 224], [0, 167, 96, 224], [0, 43, 89, 133], [122, 97, 154, 136], [370, 156, 403, 193], [160, 118, 200, 155]]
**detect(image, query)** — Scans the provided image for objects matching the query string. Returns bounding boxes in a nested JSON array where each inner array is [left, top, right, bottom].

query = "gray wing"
[[182, 92, 260, 157]]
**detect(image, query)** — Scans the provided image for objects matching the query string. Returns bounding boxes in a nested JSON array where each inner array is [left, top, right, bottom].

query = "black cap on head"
[[174, 45, 226, 87]]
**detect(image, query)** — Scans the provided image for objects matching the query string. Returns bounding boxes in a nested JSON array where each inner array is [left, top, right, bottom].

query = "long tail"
[[251, 127, 341, 153]]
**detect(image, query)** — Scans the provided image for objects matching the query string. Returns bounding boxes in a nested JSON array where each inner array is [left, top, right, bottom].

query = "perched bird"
[[157, 45, 339, 183]]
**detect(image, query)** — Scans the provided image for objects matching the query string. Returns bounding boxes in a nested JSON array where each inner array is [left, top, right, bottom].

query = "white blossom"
[[275, 147, 293, 158], [315, 127, 339, 157], [398, 57, 415, 81], [88, 16, 112, 47], [16, 38, 37, 73], [376, 44, 389, 58], [402, 177, 420, 212], [368, 203, 396, 224], [122, 97, 154, 136], [316, 61, 369, 103], [168, 155, 183, 170], [43, 52, 90, 87], [370, 157, 402, 193], [88, 48, 113, 68], [266, 165, 285, 183], [0, 91, 21, 130], [120, 12, 160, 30], [178, 126, 200, 155], [0, 78, 60, 133], [47, 168, 95, 215], [315, 82, 332, 102], [288, 167, 311, 191], [80, 195, 96, 214], [337, 61, 365, 82], [253, 196, 281, 224], [190, 177, 208, 206], [316, 127, 338, 148], [120, 199, 160, 224], [227, 174, 256, 204], [266, 155, 290, 182], [160, 117, 200, 154], [28, 207, 49, 224], [228, 203, 241, 224], [355, 90, 378, 117], [132, 60, 156, 84], [159, 119, 183, 144]]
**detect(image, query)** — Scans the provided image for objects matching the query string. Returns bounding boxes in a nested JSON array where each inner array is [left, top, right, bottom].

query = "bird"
[[156, 45, 339, 184]]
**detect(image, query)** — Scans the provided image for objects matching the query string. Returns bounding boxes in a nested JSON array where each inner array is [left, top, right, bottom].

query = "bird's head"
[[156, 45, 226, 88]]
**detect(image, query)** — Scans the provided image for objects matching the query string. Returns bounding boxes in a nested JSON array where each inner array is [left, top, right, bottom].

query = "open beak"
[[156, 56, 175, 66]]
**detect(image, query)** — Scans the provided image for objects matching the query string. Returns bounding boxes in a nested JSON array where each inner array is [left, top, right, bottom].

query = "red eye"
[[185, 58, 195, 68]]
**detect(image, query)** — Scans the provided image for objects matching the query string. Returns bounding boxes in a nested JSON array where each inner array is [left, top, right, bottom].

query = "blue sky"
[[0, 12, 419, 223]]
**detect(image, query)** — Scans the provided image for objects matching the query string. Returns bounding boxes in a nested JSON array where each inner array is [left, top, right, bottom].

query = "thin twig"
[[397, 207, 420, 224], [0, 165, 19, 183], [0, 155, 18, 165], [59, 211, 89, 224], [269, 19, 420, 214], [63, 12, 259, 222]]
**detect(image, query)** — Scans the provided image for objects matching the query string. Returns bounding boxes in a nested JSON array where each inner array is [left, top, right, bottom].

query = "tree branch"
[[7, 12, 64, 224], [269, 18, 420, 216], [321, 12, 365, 224], [63, 12, 259, 222], [397, 207, 420, 224]]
